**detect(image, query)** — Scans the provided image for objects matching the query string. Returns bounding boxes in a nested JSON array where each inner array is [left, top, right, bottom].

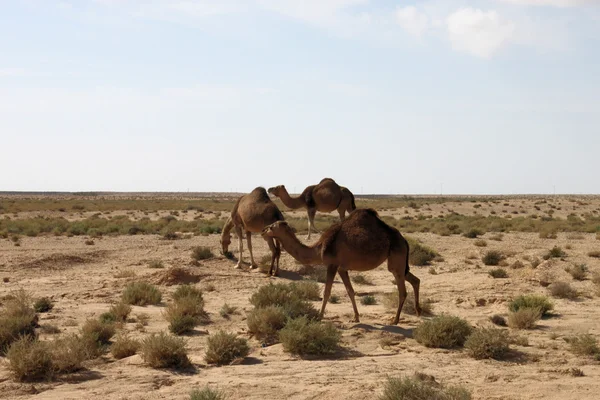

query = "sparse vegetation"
[[328, 294, 340, 304], [190, 387, 227, 400], [544, 246, 566, 259], [382, 291, 433, 316], [508, 294, 553, 316], [219, 303, 238, 319], [413, 315, 472, 348], [473, 239, 487, 247], [81, 318, 116, 346], [408, 239, 439, 266], [549, 281, 579, 299], [279, 316, 341, 356], [204, 331, 249, 365], [148, 259, 164, 269], [489, 268, 508, 278], [465, 328, 510, 359], [6, 337, 53, 381], [249, 283, 319, 320], [508, 308, 541, 329], [482, 250, 504, 266], [122, 282, 162, 306], [247, 306, 287, 342], [566, 264, 587, 281], [379, 374, 472, 400], [0, 290, 38, 354], [192, 246, 214, 261], [360, 295, 377, 305], [165, 287, 208, 335], [33, 297, 53, 313], [566, 334, 600, 356], [111, 333, 140, 359], [351, 274, 373, 285], [140, 332, 190, 369], [463, 228, 483, 239]]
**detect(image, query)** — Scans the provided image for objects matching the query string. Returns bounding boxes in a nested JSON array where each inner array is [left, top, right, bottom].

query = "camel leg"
[[338, 209, 346, 221], [405, 272, 422, 316], [234, 225, 243, 269], [319, 265, 338, 319], [246, 231, 257, 269], [265, 237, 279, 276], [306, 208, 320, 240], [390, 269, 408, 325], [274, 239, 281, 276], [338, 270, 360, 323]]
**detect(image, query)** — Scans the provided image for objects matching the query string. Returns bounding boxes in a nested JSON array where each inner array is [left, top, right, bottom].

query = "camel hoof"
[[250, 264, 258, 269], [234, 264, 242, 270]]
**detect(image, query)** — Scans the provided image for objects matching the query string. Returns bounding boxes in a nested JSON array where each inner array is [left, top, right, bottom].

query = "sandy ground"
[[2, 200, 600, 399]]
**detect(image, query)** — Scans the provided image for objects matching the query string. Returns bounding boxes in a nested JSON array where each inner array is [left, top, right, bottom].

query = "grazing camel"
[[262, 208, 421, 325], [221, 187, 284, 276], [268, 178, 356, 239]]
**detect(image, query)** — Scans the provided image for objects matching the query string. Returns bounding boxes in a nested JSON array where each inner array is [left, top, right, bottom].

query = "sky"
[[0, 0, 599, 195]]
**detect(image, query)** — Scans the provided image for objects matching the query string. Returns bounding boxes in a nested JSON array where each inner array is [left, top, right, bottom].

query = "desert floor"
[[1, 195, 600, 399]]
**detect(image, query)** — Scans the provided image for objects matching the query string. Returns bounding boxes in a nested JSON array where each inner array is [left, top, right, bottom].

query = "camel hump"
[[319, 177, 336, 184], [355, 208, 379, 218], [248, 187, 271, 202]]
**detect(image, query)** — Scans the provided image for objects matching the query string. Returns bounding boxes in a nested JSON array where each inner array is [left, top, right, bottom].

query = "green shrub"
[[122, 282, 162, 306], [33, 297, 53, 313], [6, 337, 53, 382], [549, 281, 579, 299], [279, 317, 341, 355], [379, 374, 472, 400], [140, 332, 190, 369], [204, 331, 249, 365], [192, 246, 214, 261], [190, 387, 226, 400], [566, 334, 600, 356], [413, 315, 472, 348], [465, 328, 510, 360], [489, 268, 508, 278], [508, 294, 553, 316], [482, 251, 504, 266], [111, 333, 140, 359], [361, 295, 377, 305]]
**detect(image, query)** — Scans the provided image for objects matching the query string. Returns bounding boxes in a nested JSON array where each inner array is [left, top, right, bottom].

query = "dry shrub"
[[379, 374, 472, 400], [165, 295, 208, 335], [382, 290, 433, 316], [482, 251, 504, 266], [465, 328, 510, 359], [508, 294, 553, 316], [566, 264, 587, 281], [544, 246, 566, 259], [360, 295, 377, 305], [148, 260, 164, 269], [247, 306, 287, 342], [0, 290, 38, 353], [204, 331, 249, 365], [489, 268, 508, 279], [539, 229, 557, 239], [290, 281, 321, 301], [33, 297, 53, 313], [473, 239, 487, 247], [6, 337, 53, 382], [279, 316, 341, 355], [81, 319, 115, 345], [566, 334, 600, 356], [140, 332, 190, 369], [155, 267, 201, 286], [588, 251, 600, 258], [463, 228, 483, 239], [549, 281, 579, 299], [413, 315, 472, 348], [101, 301, 132, 323], [508, 308, 541, 329], [122, 282, 162, 306], [39, 324, 61, 334], [490, 315, 507, 326], [191, 246, 213, 261], [408, 240, 439, 266], [249, 283, 319, 320], [190, 387, 226, 400], [219, 303, 238, 319], [111, 332, 140, 359], [538, 271, 554, 287], [351, 274, 373, 285], [52, 334, 90, 371], [511, 260, 525, 269]]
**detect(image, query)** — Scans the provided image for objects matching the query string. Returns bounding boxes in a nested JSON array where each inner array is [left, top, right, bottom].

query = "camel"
[[267, 178, 356, 239], [261, 208, 421, 325], [220, 187, 284, 276]]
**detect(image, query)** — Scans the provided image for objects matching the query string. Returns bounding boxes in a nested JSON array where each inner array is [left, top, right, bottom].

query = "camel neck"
[[275, 230, 322, 265], [278, 189, 306, 209], [221, 217, 234, 240]]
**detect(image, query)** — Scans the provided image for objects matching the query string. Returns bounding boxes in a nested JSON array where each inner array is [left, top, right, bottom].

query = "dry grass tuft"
[[190, 387, 227, 400], [204, 331, 249, 365], [122, 282, 162, 306], [379, 373, 472, 400], [140, 332, 191, 369], [508, 308, 541, 330], [566, 264, 587, 281], [549, 281, 579, 299], [566, 334, 600, 357], [465, 328, 510, 359], [191, 246, 214, 261], [351, 274, 373, 285], [246, 306, 287, 343], [6, 337, 53, 382], [482, 250, 504, 266], [413, 315, 472, 348], [489, 268, 508, 279], [111, 332, 140, 359]]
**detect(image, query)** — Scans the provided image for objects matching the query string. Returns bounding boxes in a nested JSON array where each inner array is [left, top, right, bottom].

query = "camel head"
[[220, 230, 232, 254], [262, 220, 296, 239], [267, 185, 285, 197]]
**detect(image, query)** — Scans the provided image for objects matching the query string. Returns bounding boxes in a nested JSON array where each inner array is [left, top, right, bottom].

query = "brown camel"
[[221, 187, 284, 276], [267, 178, 356, 239], [262, 208, 421, 325]]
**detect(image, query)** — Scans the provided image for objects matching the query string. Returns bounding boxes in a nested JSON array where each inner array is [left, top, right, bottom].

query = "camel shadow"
[[342, 322, 414, 338], [274, 269, 304, 281], [240, 357, 263, 365], [59, 369, 104, 384]]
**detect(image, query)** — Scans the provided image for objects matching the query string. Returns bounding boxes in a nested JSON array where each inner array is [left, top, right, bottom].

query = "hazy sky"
[[1, 0, 599, 194]]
